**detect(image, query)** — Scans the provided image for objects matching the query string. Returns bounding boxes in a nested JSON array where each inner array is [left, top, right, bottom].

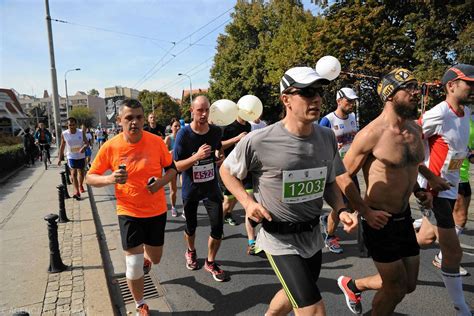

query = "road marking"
[[460, 242, 474, 250]]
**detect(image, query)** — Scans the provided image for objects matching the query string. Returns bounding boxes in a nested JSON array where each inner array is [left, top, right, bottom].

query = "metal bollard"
[[44, 213, 68, 273], [57, 184, 70, 223], [59, 171, 71, 199], [65, 163, 72, 185]]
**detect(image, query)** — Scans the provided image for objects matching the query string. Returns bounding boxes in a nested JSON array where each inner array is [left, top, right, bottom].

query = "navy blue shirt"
[[173, 124, 223, 201]]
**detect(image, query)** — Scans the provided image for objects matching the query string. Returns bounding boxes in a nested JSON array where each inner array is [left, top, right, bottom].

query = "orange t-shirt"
[[89, 131, 172, 218]]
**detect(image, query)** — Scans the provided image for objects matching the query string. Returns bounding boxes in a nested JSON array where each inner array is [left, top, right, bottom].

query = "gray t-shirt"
[[224, 121, 345, 258]]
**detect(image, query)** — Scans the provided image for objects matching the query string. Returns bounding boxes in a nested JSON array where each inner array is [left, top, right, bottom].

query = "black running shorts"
[[458, 182, 471, 197], [432, 197, 456, 229], [362, 207, 419, 263], [266, 251, 322, 309], [118, 213, 167, 250]]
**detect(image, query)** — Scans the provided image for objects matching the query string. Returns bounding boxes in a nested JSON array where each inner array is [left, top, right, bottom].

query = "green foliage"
[[210, 0, 318, 123], [70, 107, 95, 128], [0, 134, 21, 145], [87, 89, 100, 96], [138, 90, 181, 127], [209, 0, 473, 126], [0, 144, 24, 176]]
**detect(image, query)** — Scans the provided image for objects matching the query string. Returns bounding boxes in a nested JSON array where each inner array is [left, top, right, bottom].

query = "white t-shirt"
[[250, 120, 267, 131], [63, 129, 86, 160], [417, 101, 471, 199]]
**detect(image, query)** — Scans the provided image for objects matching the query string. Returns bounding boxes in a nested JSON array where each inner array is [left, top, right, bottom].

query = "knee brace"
[[125, 253, 144, 280]]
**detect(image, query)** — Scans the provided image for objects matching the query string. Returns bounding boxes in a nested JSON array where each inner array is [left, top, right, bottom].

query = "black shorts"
[[183, 197, 223, 240], [458, 182, 471, 197], [221, 174, 253, 198], [266, 251, 322, 309], [118, 213, 167, 250], [432, 197, 456, 229], [362, 207, 419, 263]]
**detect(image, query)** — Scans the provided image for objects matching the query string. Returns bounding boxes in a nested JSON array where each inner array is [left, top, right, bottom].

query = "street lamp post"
[[64, 68, 81, 118], [178, 73, 193, 105]]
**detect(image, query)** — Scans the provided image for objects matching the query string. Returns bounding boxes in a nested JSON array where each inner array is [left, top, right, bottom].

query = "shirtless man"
[[336, 68, 432, 315]]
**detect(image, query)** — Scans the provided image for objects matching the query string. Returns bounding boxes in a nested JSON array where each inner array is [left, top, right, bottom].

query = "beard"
[[394, 103, 418, 119]]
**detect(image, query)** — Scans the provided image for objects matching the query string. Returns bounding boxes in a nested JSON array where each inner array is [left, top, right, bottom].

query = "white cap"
[[336, 87, 358, 101], [280, 67, 330, 94]]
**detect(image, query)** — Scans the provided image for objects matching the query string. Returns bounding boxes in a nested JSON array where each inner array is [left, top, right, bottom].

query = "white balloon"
[[315, 56, 341, 80], [237, 95, 263, 122], [209, 99, 238, 126]]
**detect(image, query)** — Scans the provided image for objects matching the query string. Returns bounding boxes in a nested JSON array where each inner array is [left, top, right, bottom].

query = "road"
[[95, 179, 474, 315]]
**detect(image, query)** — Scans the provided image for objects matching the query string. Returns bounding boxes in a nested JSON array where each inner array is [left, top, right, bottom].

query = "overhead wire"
[[132, 7, 233, 89], [134, 17, 231, 89]]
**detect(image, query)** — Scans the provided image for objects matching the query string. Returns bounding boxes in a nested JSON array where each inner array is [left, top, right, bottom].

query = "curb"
[[86, 185, 121, 315]]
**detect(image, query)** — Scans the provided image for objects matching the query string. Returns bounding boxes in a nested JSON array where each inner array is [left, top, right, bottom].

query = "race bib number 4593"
[[282, 167, 327, 204]]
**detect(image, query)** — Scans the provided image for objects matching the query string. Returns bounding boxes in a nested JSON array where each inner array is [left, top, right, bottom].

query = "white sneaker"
[[171, 207, 177, 217], [433, 254, 470, 276]]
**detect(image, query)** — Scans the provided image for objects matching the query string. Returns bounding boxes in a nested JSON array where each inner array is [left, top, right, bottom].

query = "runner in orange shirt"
[[86, 99, 177, 316]]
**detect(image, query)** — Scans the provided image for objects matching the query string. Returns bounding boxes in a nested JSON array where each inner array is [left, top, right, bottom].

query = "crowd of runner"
[[79, 63, 473, 316]]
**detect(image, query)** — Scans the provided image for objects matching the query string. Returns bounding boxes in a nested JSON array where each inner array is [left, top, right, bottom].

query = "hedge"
[[0, 144, 25, 176]]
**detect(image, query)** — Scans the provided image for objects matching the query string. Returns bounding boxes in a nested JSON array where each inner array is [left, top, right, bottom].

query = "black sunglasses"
[[285, 86, 324, 98]]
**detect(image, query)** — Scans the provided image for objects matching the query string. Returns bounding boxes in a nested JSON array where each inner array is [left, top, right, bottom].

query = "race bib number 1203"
[[282, 167, 327, 204]]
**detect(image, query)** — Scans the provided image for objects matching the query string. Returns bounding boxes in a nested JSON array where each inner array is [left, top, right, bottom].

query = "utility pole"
[[45, 0, 61, 144]]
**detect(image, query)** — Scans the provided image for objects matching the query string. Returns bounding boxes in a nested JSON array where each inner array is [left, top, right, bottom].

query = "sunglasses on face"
[[285, 86, 324, 98], [399, 82, 419, 93]]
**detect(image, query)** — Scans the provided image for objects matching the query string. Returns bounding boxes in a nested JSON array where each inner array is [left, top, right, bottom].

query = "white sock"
[[136, 299, 146, 308], [441, 270, 470, 315]]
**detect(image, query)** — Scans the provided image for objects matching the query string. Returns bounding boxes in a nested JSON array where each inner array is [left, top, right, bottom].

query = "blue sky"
[[1, 0, 319, 99]]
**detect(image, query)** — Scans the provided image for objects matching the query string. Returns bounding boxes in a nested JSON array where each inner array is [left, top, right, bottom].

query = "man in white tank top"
[[58, 117, 88, 200], [318, 87, 359, 254]]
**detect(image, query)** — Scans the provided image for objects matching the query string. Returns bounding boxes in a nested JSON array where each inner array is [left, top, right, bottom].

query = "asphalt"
[[0, 146, 473, 315]]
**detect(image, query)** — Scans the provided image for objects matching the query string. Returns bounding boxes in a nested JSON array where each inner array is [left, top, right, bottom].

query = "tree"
[[87, 89, 100, 96], [137, 90, 181, 127], [209, 0, 318, 123], [311, 1, 474, 126], [70, 107, 95, 128]]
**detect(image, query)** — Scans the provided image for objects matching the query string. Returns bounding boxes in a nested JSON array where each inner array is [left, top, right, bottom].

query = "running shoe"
[[80, 185, 85, 193], [224, 215, 237, 226], [433, 254, 469, 276], [337, 276, 362, 315], [204, 260, 229, 282], [320, 214, 329, 240], [185, 249, 199, 270], [143, 258, 152, 274], [325, 236, 343, 254], [136, 303, 149, 316], [171, 207, 178, 217]]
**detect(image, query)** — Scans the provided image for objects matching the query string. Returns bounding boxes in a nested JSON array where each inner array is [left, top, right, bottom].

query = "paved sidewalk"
[[0, 159, 113, 315]]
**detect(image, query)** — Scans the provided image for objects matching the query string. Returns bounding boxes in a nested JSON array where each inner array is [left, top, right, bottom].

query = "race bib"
[[282, 167, 327, 203], [445, 151, 467, 173], [70, 145, 81, 153], [192, 163, 215, 183]]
